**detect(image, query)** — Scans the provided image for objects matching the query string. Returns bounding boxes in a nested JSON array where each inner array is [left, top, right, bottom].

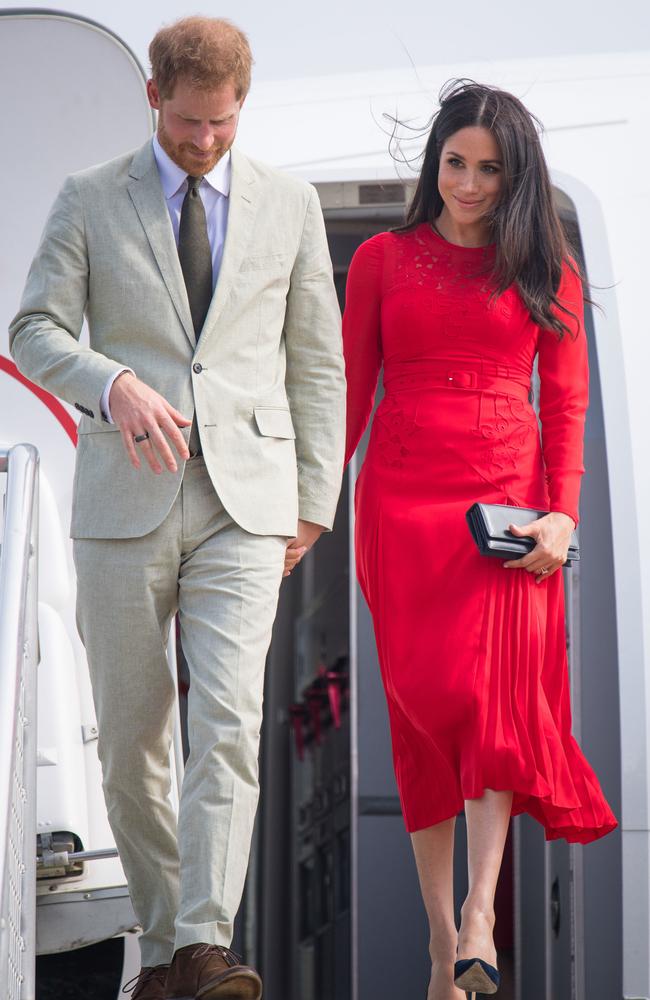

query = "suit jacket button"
[[192, 362, 203, 374]]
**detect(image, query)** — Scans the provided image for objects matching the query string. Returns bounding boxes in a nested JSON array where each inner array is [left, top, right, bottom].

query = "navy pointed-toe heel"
[[454, 956, 500, 994]]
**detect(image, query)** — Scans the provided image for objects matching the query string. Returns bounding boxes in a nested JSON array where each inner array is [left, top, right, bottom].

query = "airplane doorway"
[[256, 180, 621, 1000], [325, 190, 516, 1000]]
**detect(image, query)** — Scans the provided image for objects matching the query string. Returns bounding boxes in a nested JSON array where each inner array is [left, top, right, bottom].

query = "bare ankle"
[[460, 897, 496, 927], [457, 898, 498, 966], [428, 923, 457, 961]]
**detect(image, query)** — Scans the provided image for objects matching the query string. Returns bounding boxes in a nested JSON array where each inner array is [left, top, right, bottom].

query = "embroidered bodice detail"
[[343, 223, 589, 524]]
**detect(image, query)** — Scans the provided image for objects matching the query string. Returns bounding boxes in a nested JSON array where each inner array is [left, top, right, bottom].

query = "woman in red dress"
[[343, 80, 617, 1000]]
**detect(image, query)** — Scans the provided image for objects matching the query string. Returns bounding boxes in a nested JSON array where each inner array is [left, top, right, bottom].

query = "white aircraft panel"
[[0, 11, 154, 946]]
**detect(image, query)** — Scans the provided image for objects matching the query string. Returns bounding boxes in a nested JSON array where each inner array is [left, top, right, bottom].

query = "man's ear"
[[147, 79, 161, 111]]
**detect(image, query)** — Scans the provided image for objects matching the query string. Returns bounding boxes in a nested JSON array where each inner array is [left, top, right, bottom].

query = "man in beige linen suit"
[[10, 16, 345, 1000]]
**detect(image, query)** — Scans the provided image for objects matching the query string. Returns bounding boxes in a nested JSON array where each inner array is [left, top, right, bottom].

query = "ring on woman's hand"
[[133, 432, 150, 443], [538, 566, 549, 575]]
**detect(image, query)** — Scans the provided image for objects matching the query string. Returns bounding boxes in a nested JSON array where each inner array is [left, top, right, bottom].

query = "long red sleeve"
[[537, 262, 589, 526], [342, 236, 384, 465]]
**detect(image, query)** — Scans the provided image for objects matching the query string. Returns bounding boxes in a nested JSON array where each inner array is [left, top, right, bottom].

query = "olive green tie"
[[178, 175, 213, 338], [179, 175, 212, 456]]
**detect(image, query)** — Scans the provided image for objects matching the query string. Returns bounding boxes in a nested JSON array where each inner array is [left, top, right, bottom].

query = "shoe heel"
[[454, 956, 500, 994]]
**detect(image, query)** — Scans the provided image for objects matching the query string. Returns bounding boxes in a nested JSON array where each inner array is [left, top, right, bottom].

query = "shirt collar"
[[152, 134, 232, 200]]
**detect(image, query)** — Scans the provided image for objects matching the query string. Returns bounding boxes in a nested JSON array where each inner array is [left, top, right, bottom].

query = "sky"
[[6, 0, 650, 83]]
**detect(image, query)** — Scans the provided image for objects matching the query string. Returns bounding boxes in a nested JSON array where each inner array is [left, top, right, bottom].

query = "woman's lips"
[[454, 195, 483, 207]]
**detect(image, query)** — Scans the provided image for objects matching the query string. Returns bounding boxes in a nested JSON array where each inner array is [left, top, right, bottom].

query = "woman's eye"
[[482, 165, 499, 174], [448, 158, 463, 167]]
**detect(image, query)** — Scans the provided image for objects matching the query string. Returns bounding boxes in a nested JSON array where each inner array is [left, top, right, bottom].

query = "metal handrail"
[[0, 444, 39, 1000]]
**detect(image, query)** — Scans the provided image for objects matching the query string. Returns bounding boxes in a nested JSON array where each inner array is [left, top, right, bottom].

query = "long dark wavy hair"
[[395, 79, 582, 338]]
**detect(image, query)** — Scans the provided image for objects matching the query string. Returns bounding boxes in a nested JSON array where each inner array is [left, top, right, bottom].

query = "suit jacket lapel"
[[200, 147, 257, 339], [127, 141, 196, 349]]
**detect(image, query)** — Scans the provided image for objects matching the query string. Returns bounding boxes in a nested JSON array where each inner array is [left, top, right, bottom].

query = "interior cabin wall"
[[571, 241, 622, 1000]]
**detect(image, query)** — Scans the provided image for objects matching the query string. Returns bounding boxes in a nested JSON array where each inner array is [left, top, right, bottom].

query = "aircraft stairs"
[[0, 445, 130, 1000]]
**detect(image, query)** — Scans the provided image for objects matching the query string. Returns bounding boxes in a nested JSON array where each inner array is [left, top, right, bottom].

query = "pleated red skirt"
[[354, 376, 617, 844]]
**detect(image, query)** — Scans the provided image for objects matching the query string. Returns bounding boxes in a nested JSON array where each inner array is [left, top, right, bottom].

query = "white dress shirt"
[[100, 135, 232, 422]]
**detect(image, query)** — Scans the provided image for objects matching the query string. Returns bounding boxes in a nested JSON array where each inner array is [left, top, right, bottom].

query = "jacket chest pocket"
[[240, 252, 287, 272]]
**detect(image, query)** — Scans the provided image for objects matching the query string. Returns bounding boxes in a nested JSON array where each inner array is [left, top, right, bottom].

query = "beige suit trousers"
[[73, 458, 287, 966]]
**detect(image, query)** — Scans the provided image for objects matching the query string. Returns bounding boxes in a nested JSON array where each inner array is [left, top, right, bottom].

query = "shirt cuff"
[[101, 368, 134, 423]]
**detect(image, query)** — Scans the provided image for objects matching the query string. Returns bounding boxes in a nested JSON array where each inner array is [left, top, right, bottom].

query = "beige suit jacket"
[[10, 140, 345, 538]]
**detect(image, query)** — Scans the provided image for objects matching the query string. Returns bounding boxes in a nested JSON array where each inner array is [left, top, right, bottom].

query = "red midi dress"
[[343, 224, 617, 844]]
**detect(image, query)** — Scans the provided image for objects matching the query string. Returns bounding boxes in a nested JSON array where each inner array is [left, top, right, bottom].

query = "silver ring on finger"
[[133, 432, 150, 444], [538, 566, 549, 576]]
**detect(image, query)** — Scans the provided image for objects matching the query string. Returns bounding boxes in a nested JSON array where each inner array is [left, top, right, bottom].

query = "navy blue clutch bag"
[[466, 502, 579, 566]]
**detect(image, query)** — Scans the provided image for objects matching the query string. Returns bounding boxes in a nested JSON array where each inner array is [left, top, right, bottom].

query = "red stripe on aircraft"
[[1, 355, 78, 447]]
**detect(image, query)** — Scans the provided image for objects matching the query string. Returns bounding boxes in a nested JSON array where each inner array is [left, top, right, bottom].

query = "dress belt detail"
[[383, 360, 532, 403]]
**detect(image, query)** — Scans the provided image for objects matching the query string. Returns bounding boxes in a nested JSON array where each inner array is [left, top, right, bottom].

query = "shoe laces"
[[122, 965, 168, 994], [191, 943, 242, 967]]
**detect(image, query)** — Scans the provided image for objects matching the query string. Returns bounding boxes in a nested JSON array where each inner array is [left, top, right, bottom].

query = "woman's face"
[[437, 126, 503, 227]]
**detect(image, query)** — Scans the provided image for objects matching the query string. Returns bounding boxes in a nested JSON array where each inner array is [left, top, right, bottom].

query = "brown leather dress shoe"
[[165, 943, 262, 999], [122, 964, 170, 1000]]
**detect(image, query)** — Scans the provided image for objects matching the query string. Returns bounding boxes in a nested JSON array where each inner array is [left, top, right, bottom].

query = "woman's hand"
[[503, 511, 575, 583]]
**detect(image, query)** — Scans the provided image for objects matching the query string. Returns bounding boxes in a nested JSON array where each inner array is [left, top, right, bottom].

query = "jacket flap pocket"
[[253, 406, 296, 439]]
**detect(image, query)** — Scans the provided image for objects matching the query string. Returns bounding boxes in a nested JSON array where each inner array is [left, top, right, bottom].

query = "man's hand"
[[503, 511, 576, 583], [109, 372, 192, 474], [283, 519, 326, 577]]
